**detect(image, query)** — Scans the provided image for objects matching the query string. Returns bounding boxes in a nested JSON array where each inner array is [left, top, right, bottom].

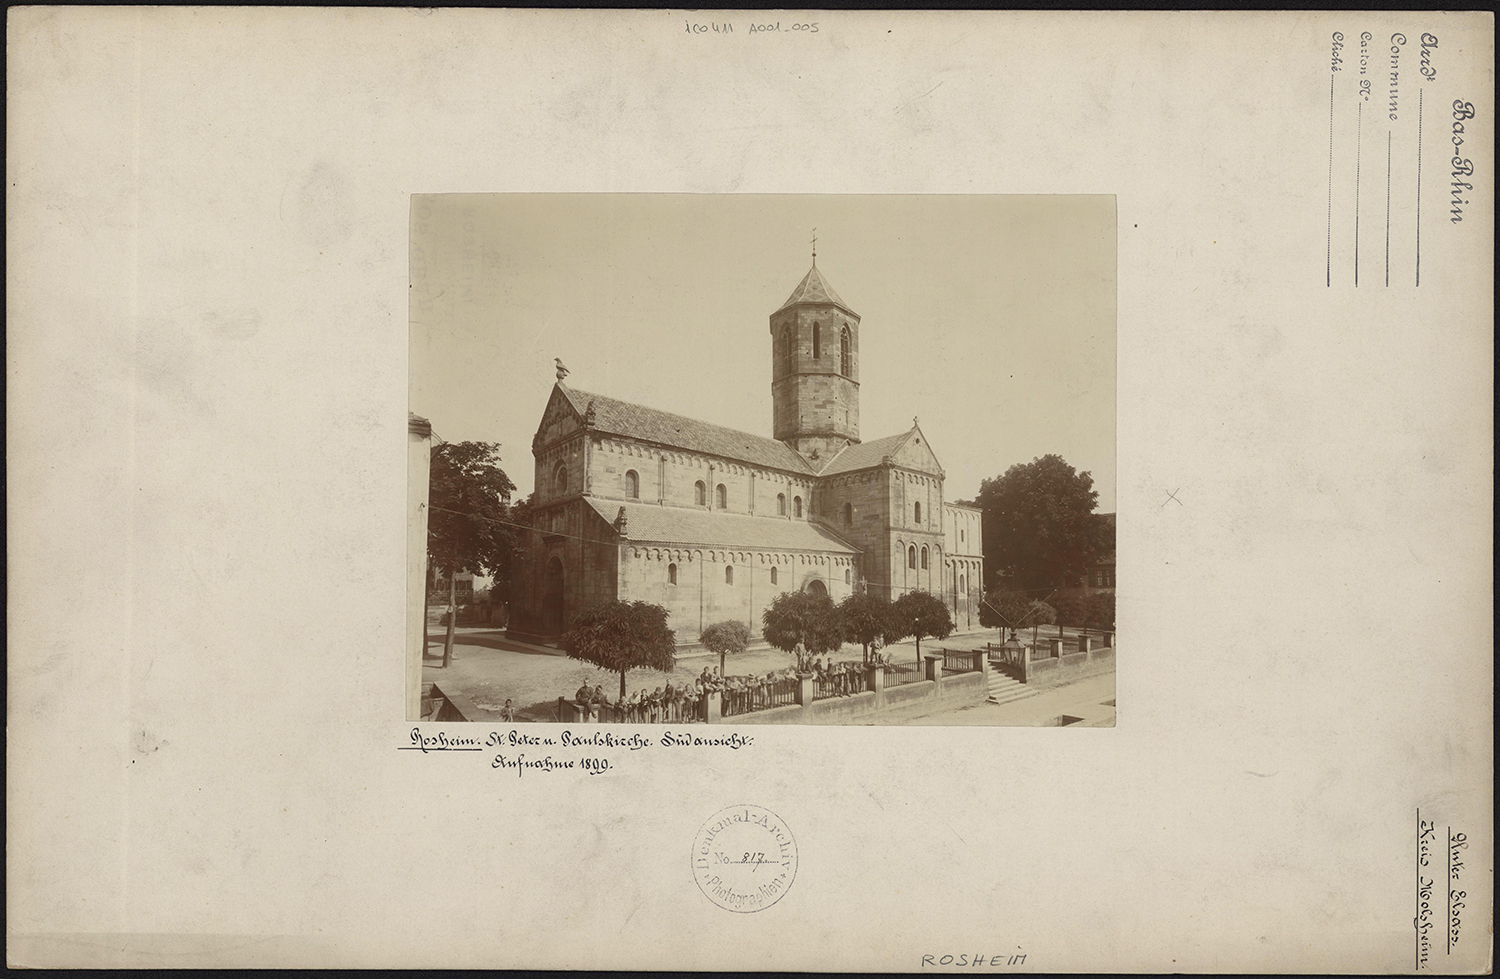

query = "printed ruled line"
[[1355, 101, 1363, 286], [1417, 89, 1423, 287], [1385, 131, 1392, 288], [1327, 74, 1334, 287]]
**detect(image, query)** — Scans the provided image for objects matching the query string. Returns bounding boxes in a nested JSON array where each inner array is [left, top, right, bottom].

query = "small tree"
[[1025, 600, 1057, 643], [837, 593, 901, 664], [979, 589, 1034, 635], [562, 600, 676, 701], [1052, 594, 1087, 636], [762, 591, 842, 672], [700, 620, 751, 676], [891, 591, 955, 667]]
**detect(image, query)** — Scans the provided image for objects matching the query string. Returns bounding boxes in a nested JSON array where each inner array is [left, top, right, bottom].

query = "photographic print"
[[408, 194, 1116, 726]]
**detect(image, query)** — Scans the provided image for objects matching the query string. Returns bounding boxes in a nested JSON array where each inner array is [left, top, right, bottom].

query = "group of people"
[[570, 670, 725, 723], [811, 656, 870, 698]]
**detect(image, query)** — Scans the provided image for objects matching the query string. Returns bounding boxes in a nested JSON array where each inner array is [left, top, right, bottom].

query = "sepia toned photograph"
[[408, 195, 1116, 726]]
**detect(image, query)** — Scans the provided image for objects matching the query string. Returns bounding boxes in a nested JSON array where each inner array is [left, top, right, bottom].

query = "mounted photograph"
[[407, 195, 1116, 726]]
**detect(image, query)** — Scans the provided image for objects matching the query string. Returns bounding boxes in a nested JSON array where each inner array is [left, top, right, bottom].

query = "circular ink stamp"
[[691, 805, 799, 913]]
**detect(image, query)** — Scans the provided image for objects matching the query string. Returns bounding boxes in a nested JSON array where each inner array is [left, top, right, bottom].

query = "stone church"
[[508, 259, 984, 645]]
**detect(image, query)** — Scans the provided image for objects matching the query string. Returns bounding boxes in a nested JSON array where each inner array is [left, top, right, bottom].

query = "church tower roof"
[[776, 264, 856, 315]]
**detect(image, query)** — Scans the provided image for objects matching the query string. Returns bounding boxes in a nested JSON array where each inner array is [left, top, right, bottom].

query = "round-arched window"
[[844, 568, 851, 584], [777, 493, 786, 516], [840, 327, 851, 377], [959, 574, 966, 594], [716, 483, 727, 509], [625, 470, 639, 499], [793, 496, 803, 518], [770, 567, 778, 585], [908, 546, 917, 569], [843, 502, 852, 525], [725, 566, 734, 585], [695, 481, 706, 506], [914, 501, 922, 524], [668, 563, 677, 585], [813, 321, 821, 359], [554, 465, 568, 493], [921, 546, 929, 570]]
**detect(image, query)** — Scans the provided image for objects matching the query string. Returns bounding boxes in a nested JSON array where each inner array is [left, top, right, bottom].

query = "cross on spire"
[[811, 228, 817, 266]]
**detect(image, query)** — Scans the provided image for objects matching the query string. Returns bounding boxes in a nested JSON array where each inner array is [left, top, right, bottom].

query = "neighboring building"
[[509, 259, 981, 645], [1087, 512, 1115, 593], [943, 502, 984, 631], [1047, 511, 1115, 598]]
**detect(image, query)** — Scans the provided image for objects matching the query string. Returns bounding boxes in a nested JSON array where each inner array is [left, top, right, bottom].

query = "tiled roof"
[[585, 499, 858, 553], [559, 385, 813, 475], [816, 430, 913, 475], [777, 264, 854, 314]]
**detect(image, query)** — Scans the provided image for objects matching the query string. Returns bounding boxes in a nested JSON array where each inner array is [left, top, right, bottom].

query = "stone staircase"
[[986, 667, 1037, 706]]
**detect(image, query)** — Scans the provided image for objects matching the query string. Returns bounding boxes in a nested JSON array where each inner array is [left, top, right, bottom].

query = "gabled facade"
[[508, 259, 982, 645]]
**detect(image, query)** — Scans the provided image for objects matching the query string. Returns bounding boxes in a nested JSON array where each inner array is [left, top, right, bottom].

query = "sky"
[[410, 194, 1115, 510]]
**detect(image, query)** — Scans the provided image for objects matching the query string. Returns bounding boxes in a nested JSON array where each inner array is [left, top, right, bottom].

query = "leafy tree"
[[973, 454, 1109, 591], [427, 441, 517, 667], [762, 591, 842, 671], [837, 593, 902, 664], [1050, 594, 1084, 630], [1024, 599, 1057, 643], [700, 619, 751, 675], [890, 591, 954, 666], [1087, 592, 1115, 631], [978, 589, 1033, 633], [562, 600, 677, 700]]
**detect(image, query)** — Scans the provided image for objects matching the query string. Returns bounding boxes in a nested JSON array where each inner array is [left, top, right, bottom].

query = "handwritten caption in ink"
[[401, 728, 755, 776]]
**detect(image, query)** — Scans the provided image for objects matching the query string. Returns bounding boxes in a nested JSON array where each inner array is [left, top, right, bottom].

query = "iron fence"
[[721, 677, 800, 717], [942, 649, 979, 673], [883, 663, 927, 687]]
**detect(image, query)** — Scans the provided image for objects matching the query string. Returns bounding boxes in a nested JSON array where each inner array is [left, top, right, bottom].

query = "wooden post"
[[441, 574, 456, 668]]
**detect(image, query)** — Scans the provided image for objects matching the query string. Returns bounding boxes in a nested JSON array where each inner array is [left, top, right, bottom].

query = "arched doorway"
[[544, 556, 565, 635], [804, 578, 827, 598]]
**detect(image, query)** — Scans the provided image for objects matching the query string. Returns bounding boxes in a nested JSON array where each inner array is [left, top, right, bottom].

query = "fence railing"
[[722, 677, 800, 717], [942, 649, 979, 673], [883, 663, 927, 688]]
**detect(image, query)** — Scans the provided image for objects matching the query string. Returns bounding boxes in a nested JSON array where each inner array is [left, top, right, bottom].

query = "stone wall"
[[722, 670, 987, 725], [617, 545, 859, 644], [588, 436, 814, 517], [770, 304, 860, 451]]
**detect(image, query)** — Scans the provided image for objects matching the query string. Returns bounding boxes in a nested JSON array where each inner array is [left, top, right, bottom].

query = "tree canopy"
[[890, 590, 954, 665], [562, 600, 677, 699], [761, 591, 843, 670], [427, 441, 518, 590], [700, 619, 751, 674], [973, 454, 1109, 591], [837, 593, 902, 663]]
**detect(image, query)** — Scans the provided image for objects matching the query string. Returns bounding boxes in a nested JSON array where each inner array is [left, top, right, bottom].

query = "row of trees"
[[978, 589, 1115, 641], [563, 590, 958, 700]]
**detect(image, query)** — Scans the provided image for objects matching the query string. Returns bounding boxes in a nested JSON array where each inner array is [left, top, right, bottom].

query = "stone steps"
[[987, 670, 1038, 706]]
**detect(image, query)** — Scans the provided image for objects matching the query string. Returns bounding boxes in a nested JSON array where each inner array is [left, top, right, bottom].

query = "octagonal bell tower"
[[770, 255, 860, 464]]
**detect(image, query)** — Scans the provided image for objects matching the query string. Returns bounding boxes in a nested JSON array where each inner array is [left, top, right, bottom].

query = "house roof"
[[776, 264, 855, 315], [816, 430, 914, 475], [585, 498, 858, 554], [558, 385, 814, 475]]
